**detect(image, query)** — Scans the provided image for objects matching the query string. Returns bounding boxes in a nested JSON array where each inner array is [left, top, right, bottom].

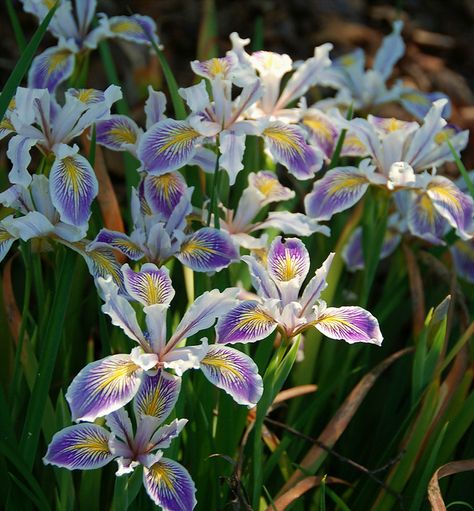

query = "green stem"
[[207, 148, 221, 228]]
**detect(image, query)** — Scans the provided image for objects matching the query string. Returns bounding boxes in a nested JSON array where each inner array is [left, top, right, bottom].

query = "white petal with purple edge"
[[97, 276, 146, 345], [177, 228, 238, 272], [49, 146, 98, 228], [144, 458, 197, 511], [200, 344, 263, 406], [138, 119, 201, 175], [43, 424, 113, 470], [216, 300, 277, 345], [66, 354, 144, 422], [167, 288, 239, 350], [267, 236, 310, 284], [145, 87, 167, 128], [314, 306, 383, 345], [134, 370, 182, 422], [150, 419, 187, 449], [300, 253, 335, 316], [122, 263, 175, 306]]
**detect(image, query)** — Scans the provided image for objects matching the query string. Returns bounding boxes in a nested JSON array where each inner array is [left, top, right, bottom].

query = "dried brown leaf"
[[428, 460, 474, 511], [280, 348, 412, 493]]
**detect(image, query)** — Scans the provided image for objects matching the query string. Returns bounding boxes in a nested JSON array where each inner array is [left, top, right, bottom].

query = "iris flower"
[[215, 237, 383, 346], [44, 405, 196, 510], [305, 101, 473, 244], [21, 0, 160, 92], [89, 171, 238, 272], [1, 85, 121, 228], [219, 170, 329, 249], [64, 263, 263, 424]]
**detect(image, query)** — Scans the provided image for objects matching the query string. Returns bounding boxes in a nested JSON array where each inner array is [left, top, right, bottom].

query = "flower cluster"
[[1, 4, 472, 509]]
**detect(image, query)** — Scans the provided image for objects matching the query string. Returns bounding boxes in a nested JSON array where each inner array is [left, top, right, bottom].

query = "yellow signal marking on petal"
[[65, 433, 110, 457], [156, 127, 200, 156], [109, 124, 138, 145], [343, 134, 366, 151], [340, 54, 355, 67], [0, 230, 14, 242], [87, 250, 122, 284], [94, 361, 141, 394], [401, 92, 429, 105], [47, 50, 71, 76], [229, 307, 275, 335], [263, 127, 303, 155], [141, 273, 164, 305], [62, 156, 83, 195], [42, 0, 56, 9], [111, 21, 142, 34], [140, 387, 164, 417], [201, 353, 242, 379], [303, 117, 333, 143], [180, 239, 219, 257], [328, 175, 367, 195], [434, 129, 455, 145], [386, 118, 404, 132], [419, 194, 436, 223], [0, 117, 14, 132], [207, 58, 227, 77], [254, 175, 279, 197], [76, 89, 97, 103], [149, 463, 174, 489], [149, 173, 180, 203]]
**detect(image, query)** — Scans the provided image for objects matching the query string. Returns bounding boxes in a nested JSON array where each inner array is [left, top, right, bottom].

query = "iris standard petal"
[[200, 344, 263, 406], [66, 354, 144, 422], [122, 263, 175, 306], [43, 424, 113, 470]]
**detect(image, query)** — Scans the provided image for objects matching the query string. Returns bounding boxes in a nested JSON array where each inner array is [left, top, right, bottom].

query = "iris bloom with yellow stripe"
[[21, 0, 160, 92], [216, 237, 383, 347], [44, 397, 197, 510], [63, 263, 263, 425]]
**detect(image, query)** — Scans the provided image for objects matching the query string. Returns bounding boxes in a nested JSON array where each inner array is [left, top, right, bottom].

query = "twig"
[[264, 417, 406, 508]]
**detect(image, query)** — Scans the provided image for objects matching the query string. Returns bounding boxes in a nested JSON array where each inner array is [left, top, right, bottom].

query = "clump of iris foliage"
[[1, 1, 473, 510]]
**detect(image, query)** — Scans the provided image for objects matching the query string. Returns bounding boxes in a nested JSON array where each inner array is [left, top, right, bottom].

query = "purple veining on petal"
[[134, 370, 182, 422], [28, 47, 75, 92], [315, 306, 383, 345], [49, 153, 98, 228], [138, 119, 200, 175], [143, 172, 187, 219], [177, 228, 238, 272], [89, 229, 144, 260], [267, 237, 310, 284], [304, 166, 370, 221], [43, 423, 113, 470], [216, 300, 277, 345], [65, 354, 143, 422], [263, 121, 322, 180], [200, 344, 263, 406], [122, 263, 175, 306], [96, 115, 141, 151], [144, 458, 197, 511]]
